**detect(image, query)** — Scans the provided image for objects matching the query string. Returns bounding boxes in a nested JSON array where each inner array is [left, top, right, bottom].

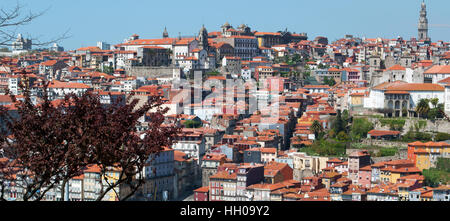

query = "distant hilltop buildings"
[[12, 33, 32, 52]]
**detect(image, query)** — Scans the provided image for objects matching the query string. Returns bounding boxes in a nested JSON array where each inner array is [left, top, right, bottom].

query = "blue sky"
[[1, 0, 449, 50]]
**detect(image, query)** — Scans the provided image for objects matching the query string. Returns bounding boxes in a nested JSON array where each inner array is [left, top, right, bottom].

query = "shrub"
[[379, 118, 405, 131], [435, 132, 450, 142], [377, 148, 397, 157], [183, 120, 202, 128]]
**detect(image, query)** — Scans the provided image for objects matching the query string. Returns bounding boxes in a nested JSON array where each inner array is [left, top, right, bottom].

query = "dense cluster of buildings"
[[194, 146, 449, 201], [0, 2, 449, 201]]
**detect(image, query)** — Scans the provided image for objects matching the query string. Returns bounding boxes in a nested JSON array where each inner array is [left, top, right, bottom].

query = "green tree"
[[183, 120, 202, 128], [306, 140, 346, 157], [436, 158, 450, 172], [328, 78, 336, 86], [310, 120, 323, 139], [303, 71, 311, 78], [342, 110, 350, 123], [322, 76, 336, 86], [323, 76, 329, 85], [350, 118, 374, 141], [430, 98, 439, 108], [333, 110, 345, 134], [102, 66, 114, 74], [377, 148, 397, 157], [328, 128, 336, 138], [336, 131, 349, 142], [435, 132, 450, 141], [423, 158, 450, 187], [416, 98, 430, 118]]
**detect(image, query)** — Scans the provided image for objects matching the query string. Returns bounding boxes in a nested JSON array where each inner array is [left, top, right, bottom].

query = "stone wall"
[[372, 148, 408, 163], [360, 139, 409, 148], [347, 148, 408, 163], [293, 168, 314, 181], [126, 66, 181, 79], [368, 117, 450, 135]]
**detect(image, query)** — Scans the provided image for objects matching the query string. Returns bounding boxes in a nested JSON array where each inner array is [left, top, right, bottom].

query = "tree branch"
[[0, 2, 71, 47]]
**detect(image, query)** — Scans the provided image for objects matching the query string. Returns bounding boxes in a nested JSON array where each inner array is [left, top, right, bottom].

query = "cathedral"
[[12, 33, 32, 52], [418, 1, 429, 41]]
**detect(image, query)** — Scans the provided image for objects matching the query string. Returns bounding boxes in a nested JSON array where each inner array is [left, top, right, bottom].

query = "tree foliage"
[[323, 76, 336, 86], [350, 118, 374, 141], [379, 118, 405, 131], [332, 110, 347, 134], [302, 139, 346, 157], [423, 159, 450, 187], [435, 132, 450, 142], [401, 130, 433, 142], [376, 148, 397, 157], [183, 119, 202, 128], [0, 2, 70, 47], [415, 98, 430, 118], [0, 76, 179, 201], [310, 120, 323, 139]]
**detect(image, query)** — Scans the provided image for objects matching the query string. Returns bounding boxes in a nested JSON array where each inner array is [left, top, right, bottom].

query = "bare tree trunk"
[[60, 179, 68, 201]]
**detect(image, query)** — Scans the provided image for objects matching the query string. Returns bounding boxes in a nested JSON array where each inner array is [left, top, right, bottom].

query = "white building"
[[241, 67, 252, 80], [46, 80, 92, 100], [364, 81, 445, 113], [8, 76, 19, 95], [172, 132, 206, 165], [424, 65, 450, 84]]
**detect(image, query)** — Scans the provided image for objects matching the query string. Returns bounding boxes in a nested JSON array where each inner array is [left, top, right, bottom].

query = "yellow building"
[[415, 149, 432, 171], [101, 167, 122, 201], [350, 93, 364, 106], [408, 141, 450, 171], [379, 160, 421, 184]]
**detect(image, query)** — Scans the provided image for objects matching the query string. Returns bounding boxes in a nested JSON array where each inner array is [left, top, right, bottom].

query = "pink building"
[[194, 186, 209, 201], [358, 165, 372, 188], [348, 150, 371, 184]]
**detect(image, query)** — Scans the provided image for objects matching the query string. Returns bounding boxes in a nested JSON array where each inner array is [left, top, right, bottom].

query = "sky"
[[1, 0, 450, 50]]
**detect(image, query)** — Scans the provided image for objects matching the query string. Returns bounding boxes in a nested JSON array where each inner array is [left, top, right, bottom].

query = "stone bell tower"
[[418, 1, 429, 41]]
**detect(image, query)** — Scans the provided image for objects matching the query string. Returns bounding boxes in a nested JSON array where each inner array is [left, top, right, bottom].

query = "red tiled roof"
[[210, 170, 237, 180], [384, 90, 409, 94], [387, 83, 444, 92], [47, 80, 91, 89], [388, 64, 406, 71], [368, 130, 401, 136], [194, 186, 209, 193], [41, 60, 58, 66], [424, 65, 450, 74]]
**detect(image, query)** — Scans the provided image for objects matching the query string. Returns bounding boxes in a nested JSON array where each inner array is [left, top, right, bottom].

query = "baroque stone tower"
[[198, 25, 209, 51], [163, 27, 169, 38], [418, 1, 429, 41]]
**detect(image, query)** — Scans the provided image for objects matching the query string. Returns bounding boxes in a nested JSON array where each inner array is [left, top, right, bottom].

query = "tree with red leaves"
[[0, 74, 179, 201]]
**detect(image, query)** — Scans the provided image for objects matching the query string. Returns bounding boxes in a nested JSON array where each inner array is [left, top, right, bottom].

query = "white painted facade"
[[425, 73, 450, 84], [363, 89, 385, 109], [241, 68, 252, 80], [184, 105, 222, 121], [8, 77, 19, 95], [445, 85, 450, 113], [364, 88, 444, 110], [174, 40, 199, 60], [409, 90, 444, 108], [48, 86, 91, 100], [172, 138, 206, 165]]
